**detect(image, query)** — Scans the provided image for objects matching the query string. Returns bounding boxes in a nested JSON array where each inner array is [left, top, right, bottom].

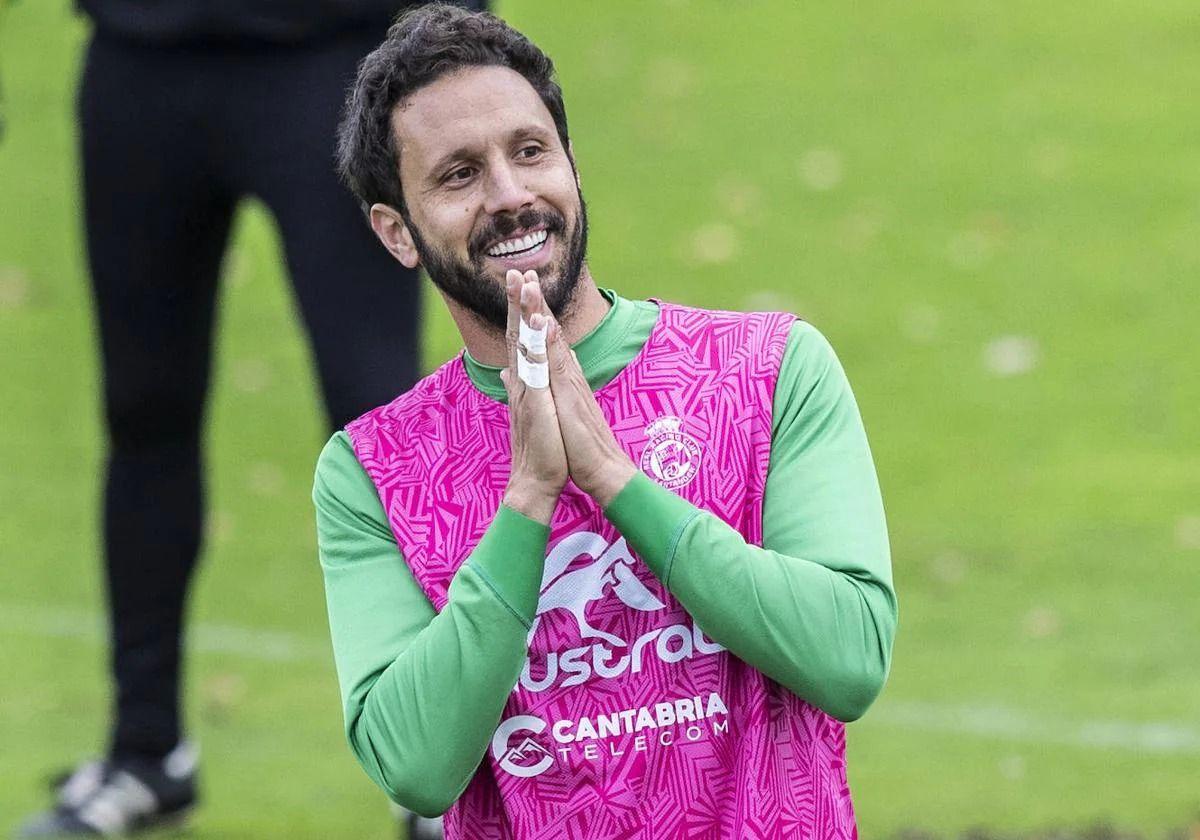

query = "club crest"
[[640, 415, 702, 489]]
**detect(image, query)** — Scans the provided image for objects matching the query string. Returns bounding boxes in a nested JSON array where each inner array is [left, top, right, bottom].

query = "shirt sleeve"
[[314, 431, 549, 816], [603, 320, 897, 722]]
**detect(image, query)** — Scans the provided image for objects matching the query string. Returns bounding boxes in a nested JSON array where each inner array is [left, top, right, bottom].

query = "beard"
[[402, 191, 589, 331]]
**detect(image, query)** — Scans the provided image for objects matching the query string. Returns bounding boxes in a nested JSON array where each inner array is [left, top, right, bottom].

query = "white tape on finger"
[[517, 353, 549, 388], [519, 318, 547, 355], [517, 317, 549, 388]]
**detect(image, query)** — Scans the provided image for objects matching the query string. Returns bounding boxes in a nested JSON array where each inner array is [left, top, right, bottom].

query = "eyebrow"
[[425, 124, 555, 180]]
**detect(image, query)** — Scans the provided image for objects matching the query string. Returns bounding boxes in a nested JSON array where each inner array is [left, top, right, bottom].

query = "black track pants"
[[78, 30, 420, 760]]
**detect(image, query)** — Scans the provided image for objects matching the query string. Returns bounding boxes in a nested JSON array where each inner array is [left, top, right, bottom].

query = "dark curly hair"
[[336, 3, 570, 217]]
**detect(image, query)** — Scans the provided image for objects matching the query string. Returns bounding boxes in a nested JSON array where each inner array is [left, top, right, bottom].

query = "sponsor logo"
[[517, 532, 724, 694], [640, 415, 702, 489], [491, 715, 554, 778], [528, 532, 665, 648], [492, 693, 731, 778]]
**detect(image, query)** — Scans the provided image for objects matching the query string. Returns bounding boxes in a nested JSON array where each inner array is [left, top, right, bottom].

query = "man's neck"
[[447, 268, 611, 366]]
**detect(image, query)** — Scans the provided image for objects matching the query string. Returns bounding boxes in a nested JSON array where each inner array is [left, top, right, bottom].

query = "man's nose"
[[483, 161, 535, 216]]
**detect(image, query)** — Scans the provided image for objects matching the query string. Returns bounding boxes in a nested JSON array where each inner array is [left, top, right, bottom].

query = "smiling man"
[[315, 5, 897, 839]]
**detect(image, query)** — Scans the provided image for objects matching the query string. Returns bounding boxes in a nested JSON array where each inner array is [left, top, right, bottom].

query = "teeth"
[[488, 229, 548, 257]]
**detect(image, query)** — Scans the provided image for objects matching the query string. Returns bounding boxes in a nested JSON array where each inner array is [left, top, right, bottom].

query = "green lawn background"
[[1, 1, 1197, 836]]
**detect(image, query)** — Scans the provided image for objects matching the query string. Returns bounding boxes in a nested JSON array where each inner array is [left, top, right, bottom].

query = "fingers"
[[544, 309, 587, 393], [521, 312, 548, 362], [544, 311, 572, 380], [521, 283, 548, 368], [505, 269, 524, 369], [513, 271, 552, 389], [506, 269, 547, 386], [518, 271, 550, 335]]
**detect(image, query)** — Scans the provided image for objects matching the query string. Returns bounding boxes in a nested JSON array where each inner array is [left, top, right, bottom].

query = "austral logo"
[[527, 531, 665, 647], [640, 415, 702, 489], [516, 531, 724, 694]]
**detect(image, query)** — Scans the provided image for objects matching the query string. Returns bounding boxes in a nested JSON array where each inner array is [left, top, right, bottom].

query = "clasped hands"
[[499, 269, 637, 524]]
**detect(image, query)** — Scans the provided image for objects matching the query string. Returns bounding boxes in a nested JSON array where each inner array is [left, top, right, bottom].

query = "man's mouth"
[[486, 229, 549, 258]]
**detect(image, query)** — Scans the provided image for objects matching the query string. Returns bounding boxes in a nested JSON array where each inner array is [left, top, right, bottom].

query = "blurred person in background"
[[315, 5, 896, 838], [17, 1, 482, 838]]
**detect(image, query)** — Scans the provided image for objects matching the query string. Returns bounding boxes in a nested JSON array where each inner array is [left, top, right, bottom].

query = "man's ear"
[[568, 139, 581, 190], [369, 203, 421, 269]]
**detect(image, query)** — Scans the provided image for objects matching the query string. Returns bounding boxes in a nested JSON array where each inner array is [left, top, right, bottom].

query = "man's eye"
[[518, 145, 543, 159], [446, 166, 475, 183]]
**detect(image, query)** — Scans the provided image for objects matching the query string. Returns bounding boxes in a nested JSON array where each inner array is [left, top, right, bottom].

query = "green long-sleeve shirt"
[[313, 290, 897, 816]]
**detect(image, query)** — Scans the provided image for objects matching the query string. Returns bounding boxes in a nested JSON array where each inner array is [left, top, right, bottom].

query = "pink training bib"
[[347, 301, 857, 839]]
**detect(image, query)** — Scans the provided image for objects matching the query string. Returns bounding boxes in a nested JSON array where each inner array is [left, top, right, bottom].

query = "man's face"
[[391, 65, 587, 330]]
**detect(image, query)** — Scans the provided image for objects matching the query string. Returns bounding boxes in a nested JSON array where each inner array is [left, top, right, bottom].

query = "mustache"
[[469, 208, 567, 259]]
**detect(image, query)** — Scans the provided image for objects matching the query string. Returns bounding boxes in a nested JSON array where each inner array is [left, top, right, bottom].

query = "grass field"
[[1, 1, 1198, 837]]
